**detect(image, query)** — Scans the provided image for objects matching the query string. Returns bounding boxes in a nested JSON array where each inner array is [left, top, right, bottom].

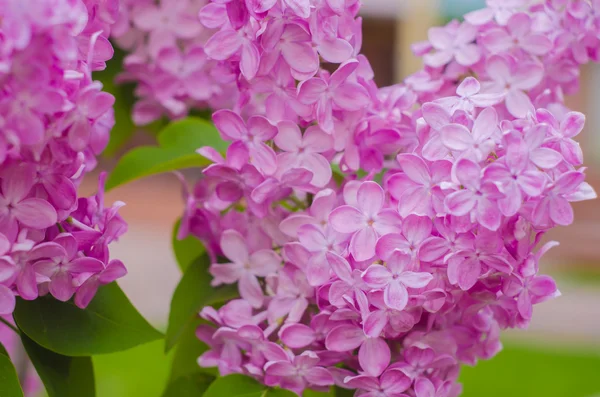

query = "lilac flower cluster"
[[0, 0, 127, 316], [175, 0, 599, 395], [111, 0, 240, 125]]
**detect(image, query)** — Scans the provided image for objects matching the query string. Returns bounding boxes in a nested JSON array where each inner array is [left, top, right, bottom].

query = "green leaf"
[[202, 374, 265, 397], [202, 375, 297, 397], [21, 334, 95, 397], [105, 117, 228, 191], [333, 386, 354, 397], [304, 389, 332, 397], [172, 218, 205, 272], [0, 345, 24, 397], [165, 253, 237, 352], [162, 373, 214, 397], [14, 283, 163, 356]]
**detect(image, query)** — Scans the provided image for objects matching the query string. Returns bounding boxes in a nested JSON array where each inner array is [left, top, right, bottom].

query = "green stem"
[[0, 316, 19, 334]]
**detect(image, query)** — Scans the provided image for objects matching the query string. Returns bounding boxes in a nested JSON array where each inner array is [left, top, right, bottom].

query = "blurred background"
[[71, 0, 600, 396]]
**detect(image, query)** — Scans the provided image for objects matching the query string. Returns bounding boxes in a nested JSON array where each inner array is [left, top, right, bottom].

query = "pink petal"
[[318, 38, 353, 63], [0, 285, 15, 315], [297, 78, 328, 105], [358, 337, 390, 377], [549, 196, 574, 226], [212, 109, 246, 140], [282, 41, 318, 74], [399, 271, 433, 289], [329, 206, 366, 234], [220, 230, 249, 265], [397, 154, 431, 184], [381, 369, 412, 393], [530, 148, 562, 169], [49, 271, 75, 302], [350, 227, 378, 261], [250, 143, 278, 175], [357, 182, 384, 218], [454, 43, 481, 66], [305, 367, 334, 386], [240, 42, 260, 80], [69, 257, 105, 273], [204, 29, 243, 61], [239, 273, 264, 308], [375, 233, 409, 261], [384, 281, 409, 311], [333, 83, 370, 111], [560, 112, 585, 138], [327, 252, 353, 283], [362, 265, 391, 288], [326, 324, 365, 352], [363, 310, 388, 338], [402, 215, 433, 245], [249, 249, 280, 277], [445, 190, 476, 216], [448, 256, 480, 290], [440, 123, 473, 151], [480, 29, 512, 53], [279, 323, 316, 348], [419, 237, 449, 262], [303, 153, 333, 187], [275, 121, 302, 152], [472, 107, 498, 141], [415, 377, 436, 397], [14, 198, 57, 229]]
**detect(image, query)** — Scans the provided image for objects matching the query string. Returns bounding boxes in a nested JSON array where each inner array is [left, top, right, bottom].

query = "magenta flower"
[[74, 259, 127, 309], [204, 23, 261, 80], [210, 230, 281, 308], [33, 234, 104, 302], [362, 252, 433, 311], [531, 171, 587, 227], [275, 122, 333, 187], [0, 164, 57, 240], [424, 22, 481, 67], [326, 323, 391, 377], [326, 252, 369, 311], [344, 369, 412, 397], [261, 23, 319, 77], [465, 0, 526, 25], [484, 55, 543, 118], [264, 351, 334, 394], [297, 59, 370, 132], [212, 110, 278, 175], [375, 215, 434, 261], [480, 12, 552, 56], [329, 181, 401, 261], [436, 77, 504, 114], [387, 154, 451, 218], [440, 107, 499, 162], [537, 110, 585, 165], [415, 377, 453, 397], [444, 159, 505, 231], [133, 0, 202, 40], [484, 141, 546, 216], [502, 274, 559, 320], [447, 231, 512, 290]]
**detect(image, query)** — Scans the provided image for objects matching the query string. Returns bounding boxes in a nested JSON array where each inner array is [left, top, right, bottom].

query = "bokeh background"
[[29, 1, 600, 396]]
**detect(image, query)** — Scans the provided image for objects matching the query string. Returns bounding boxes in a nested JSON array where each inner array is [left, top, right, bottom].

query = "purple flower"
[[265, 351, 334, 395], [444, 159, 505, 231], [210, 229, 281, 308], [326, 323, 391, 377], [329, 181, 401, 261], [362, 252, 433, 311], [424, 22, 481, 67]]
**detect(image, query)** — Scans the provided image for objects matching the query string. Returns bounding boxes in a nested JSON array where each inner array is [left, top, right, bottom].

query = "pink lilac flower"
[[168, 1, 600, 396], [0, 0, 127, 317], [329, 181, 401, 261]]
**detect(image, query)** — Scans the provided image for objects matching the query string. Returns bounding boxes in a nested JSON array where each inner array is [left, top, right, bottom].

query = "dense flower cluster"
[[172, 0, 599, 396], [0, 0, 127, 316], [111, 0, 240, 125]]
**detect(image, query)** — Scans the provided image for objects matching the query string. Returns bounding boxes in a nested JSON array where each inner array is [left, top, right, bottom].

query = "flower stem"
[[0, 316, 19, 334]]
